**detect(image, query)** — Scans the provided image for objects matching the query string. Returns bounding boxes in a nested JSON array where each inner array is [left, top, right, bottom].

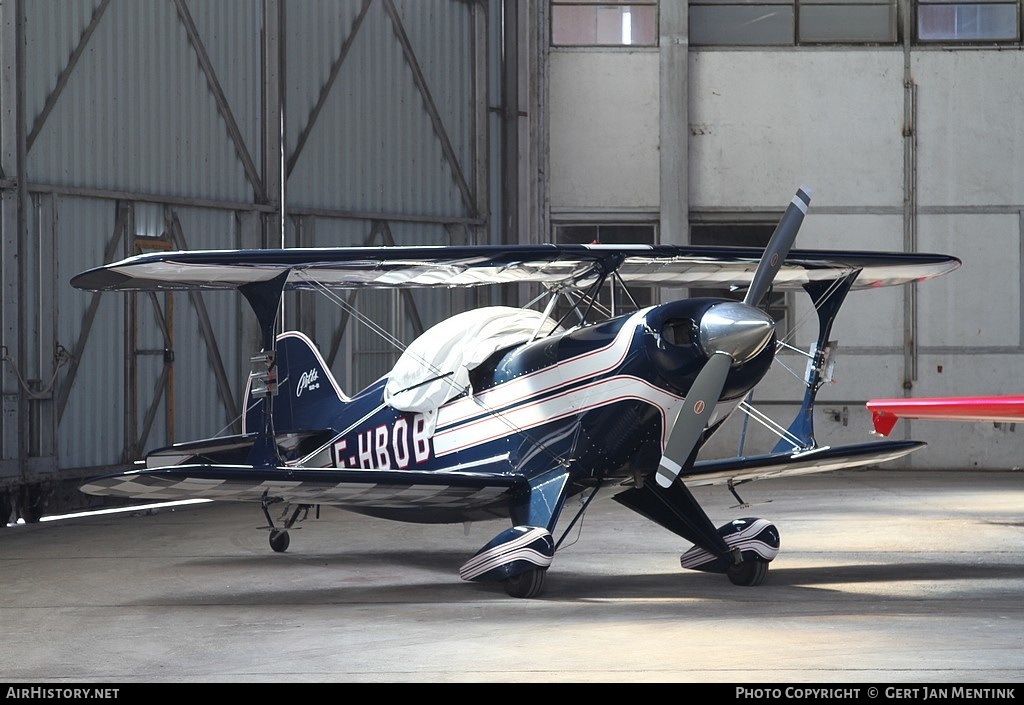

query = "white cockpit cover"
[[384, 306, 561, 432]]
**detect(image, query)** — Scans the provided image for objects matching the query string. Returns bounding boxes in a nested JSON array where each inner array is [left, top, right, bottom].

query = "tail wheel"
[[269, 529, 290, 553], [502, 567, 547, 598], [727, 558, 769, 586]]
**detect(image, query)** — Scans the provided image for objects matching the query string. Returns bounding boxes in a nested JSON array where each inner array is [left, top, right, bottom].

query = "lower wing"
[[683, 440, 925, 486], [80, 440, 924, 519]]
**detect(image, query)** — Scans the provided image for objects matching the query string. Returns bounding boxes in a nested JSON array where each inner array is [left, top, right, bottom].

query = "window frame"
[[684, 0, 1022, 46], [915, 0, 1021, 43], [550, 1, 661, 48]]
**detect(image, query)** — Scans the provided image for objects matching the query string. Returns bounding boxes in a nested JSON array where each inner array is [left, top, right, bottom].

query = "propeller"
[[655, 186, 812, 489], [744, 185, 812, 308]]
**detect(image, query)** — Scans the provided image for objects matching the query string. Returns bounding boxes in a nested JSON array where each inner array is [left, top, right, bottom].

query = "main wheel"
[[502, 567, 547, 598], [726, 558, 769, 586], [269, 529, 290, 553]]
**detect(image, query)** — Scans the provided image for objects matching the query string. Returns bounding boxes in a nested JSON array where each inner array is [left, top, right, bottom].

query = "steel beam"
[[0, 0, 26, 477]]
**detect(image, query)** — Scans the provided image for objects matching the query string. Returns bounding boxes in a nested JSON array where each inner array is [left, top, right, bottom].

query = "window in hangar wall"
[[550, 1, 1021, 45], [917, 0, 1020, 41], [550, 1, 659, 46], [687, 0, 899, 44]]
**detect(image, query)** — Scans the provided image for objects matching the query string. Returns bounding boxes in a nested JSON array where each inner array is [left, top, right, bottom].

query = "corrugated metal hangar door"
[[0, 0, 501, 522]]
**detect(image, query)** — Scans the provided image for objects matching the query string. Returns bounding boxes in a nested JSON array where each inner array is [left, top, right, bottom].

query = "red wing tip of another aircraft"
[[866, 396, 1024, 435]]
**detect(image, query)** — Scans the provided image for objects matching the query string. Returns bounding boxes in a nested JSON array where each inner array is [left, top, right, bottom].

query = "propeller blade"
[[655, 185, 813, 489], [655, 352, 733, 488], [743, 185, 812, 308]]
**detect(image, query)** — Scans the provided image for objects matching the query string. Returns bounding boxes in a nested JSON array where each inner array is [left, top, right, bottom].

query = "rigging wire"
[[292, 270, 572, 468]]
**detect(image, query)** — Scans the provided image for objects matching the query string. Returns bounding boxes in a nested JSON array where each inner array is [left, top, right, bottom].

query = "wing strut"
[[771, 270, 860, 452], [554, 481, 603, 550], [238, 271, 290, 467]]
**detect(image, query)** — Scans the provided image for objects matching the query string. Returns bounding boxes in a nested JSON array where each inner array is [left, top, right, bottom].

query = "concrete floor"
[[1, 469, 1022, 683]]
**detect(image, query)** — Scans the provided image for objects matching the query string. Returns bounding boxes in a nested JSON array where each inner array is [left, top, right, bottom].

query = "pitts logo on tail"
[[296, 368, 320, 397], [71, 186, 961, 599]]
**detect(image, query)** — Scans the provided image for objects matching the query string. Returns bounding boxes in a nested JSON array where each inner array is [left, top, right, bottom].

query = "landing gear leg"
[[728, 480, 748, 508], [261, 498, 314, 553]]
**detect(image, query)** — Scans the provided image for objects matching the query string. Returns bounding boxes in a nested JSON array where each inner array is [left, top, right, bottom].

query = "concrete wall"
[[548, 45, 1024, 470], [548, 51, 660, 211]]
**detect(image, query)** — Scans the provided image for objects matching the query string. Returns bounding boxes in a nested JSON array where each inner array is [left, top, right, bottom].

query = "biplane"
[[72, 187, 961, 598]]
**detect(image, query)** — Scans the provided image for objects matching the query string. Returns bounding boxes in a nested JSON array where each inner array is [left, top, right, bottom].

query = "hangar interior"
[[1, 0, 1022, 524]]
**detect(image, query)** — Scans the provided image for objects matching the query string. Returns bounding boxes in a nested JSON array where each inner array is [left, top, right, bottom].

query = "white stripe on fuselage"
[[432, 374, 682, 457], [435, 309, 648, 432]]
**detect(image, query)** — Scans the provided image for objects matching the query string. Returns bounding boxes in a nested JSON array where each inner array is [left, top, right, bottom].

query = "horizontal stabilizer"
[[80, 464, 528, 524], [143, 430, 338, 468]]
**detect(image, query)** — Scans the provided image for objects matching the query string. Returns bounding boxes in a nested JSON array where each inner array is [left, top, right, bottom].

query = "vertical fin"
[[243, 331, 348, 436], [239, 271, 289, 467]]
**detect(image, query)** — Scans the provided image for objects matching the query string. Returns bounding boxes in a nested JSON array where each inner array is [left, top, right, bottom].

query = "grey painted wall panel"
[[188, 0, 263, 187], [159, 205, 243, 444], [548, 50, 660, 211], [1, 0, 491, 513], [916, 212, 1021, 348], [914, 52, 1024, 208], [22, 0, 96, 127], [688, 50, 906, 210], [283, 0, 367, 211], [788, 213, 906, 348], [25, 0, 255, 202], [54, 197, 124, 469], [53, 199, 245, 467], [394, 0, 473, 205], [285, 0, 472, 219]]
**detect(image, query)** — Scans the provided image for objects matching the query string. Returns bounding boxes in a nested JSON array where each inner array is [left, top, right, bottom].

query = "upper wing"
[[867, 396, 1024, 436], [70, 244, 961, 293]]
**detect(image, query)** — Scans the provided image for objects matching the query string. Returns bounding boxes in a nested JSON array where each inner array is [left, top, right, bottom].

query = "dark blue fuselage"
[[256, 299, 775, 507]]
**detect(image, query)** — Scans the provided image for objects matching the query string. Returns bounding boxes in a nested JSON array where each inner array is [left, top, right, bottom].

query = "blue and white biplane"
[[72, 187, 961, 598]]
